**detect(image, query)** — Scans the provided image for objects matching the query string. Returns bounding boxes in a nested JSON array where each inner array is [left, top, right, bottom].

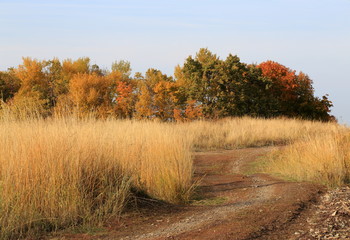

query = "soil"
[[49, 147, 350, 240]]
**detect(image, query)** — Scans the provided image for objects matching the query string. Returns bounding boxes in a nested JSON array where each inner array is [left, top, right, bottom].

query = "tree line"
[[0, 48, 334, 121]]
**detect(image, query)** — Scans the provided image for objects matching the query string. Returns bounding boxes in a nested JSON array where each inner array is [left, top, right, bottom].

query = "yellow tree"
[[135, 83, 153, 119], [62, 57, 90, 77], [14, 57, 49, 99], [153, 80, 178, 120], [134, 69, 177, 120], [69, 73, 113, 116], [11, 57, 53, 116], [58, 58, 92, 95]]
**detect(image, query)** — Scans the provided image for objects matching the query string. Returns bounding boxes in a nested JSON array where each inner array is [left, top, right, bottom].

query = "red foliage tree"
[[115, 81, 134, 118]]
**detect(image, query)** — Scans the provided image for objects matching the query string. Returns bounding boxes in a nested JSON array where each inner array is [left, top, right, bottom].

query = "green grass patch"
[[190, 196, 228, 206], [243, 155, 269, 175]]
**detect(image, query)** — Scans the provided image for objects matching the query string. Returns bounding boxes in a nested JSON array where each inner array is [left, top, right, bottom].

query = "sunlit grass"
[[183, 117, 341, 150], [263, 128, 350, 187], [0, 117, 192, 239], [0, 102, 348, 239]]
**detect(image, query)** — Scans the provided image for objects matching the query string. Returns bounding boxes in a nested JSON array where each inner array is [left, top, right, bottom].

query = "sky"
[[0, 0, 349, 123]]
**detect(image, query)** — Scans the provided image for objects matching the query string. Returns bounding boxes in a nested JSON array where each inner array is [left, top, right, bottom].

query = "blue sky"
[[1, 0, 349, 123]]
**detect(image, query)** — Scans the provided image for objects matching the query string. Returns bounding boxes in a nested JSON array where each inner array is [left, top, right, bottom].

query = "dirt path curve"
[[55, 147, 324, 240]]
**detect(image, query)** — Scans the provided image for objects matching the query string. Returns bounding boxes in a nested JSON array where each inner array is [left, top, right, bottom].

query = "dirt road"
[[54, 147, 326, 240]]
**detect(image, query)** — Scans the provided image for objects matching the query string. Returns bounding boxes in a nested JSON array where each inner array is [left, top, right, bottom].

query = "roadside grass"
[[263, 129, 350, 187], [245, 154, 300, 183], [184, 117, 340, 150]]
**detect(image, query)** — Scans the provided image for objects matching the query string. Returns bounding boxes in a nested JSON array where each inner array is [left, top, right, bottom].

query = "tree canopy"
[[0, 49, 334, 121]]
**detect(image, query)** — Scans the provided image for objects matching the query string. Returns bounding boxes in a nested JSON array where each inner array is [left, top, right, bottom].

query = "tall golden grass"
[[0, 101, 348, 239], [0, 117, 192, 239], [264, 127, 350, 187], [183, 117, 342, 150]]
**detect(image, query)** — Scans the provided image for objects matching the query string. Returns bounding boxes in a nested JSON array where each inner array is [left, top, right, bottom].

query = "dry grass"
[[0, 117, 192, 239], [264, 128, 350, 187], [0, 103, 348, 239], [183, 117, 341, 150]]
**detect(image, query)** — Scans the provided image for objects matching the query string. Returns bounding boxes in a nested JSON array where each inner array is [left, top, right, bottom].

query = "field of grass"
[[183, 117, 341, 150], [0, 106, 349, 239], [264, 128, 350, 187], [0, 117, 193, 239]]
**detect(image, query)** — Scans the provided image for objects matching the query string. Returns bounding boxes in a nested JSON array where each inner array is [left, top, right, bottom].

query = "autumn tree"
[[69, 73, 113, 116], [135, 69, 177, 120], [0, 70, 20, 102], [105, 60, 136, 118], [258, 61, 333, 121], [0, 52, 333, 121], [173, 99, 203, 121], [62, 57, 91, 76], [258, 61, 298, 116], [10, 57, 54, 114], [14, 58, 47, 97], [58, 57, 92, 94], [106, 71, 135, 119], [113, 81, 134, 118], [135, 83, 153, 119], [153, 80, 178, 120]]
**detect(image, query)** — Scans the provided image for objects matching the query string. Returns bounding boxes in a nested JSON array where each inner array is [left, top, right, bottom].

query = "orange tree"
[[68, 73, 113, 117], [258, 61, 333, 121]]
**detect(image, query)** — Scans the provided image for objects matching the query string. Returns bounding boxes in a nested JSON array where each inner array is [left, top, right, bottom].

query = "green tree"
[[111, 60, 132, 80], [178, 48, 221, 117], [42, 58, 63, 106]]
